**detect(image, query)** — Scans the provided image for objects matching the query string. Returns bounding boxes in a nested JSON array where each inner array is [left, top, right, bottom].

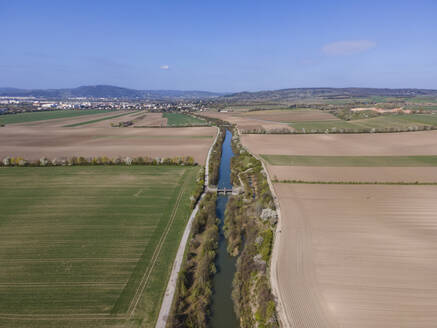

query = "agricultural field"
[[405, 96, 437, 104], [202, 109, 437, 134], [289, 113, 437, 132], [273, 183, 437, 328], [267, 166, 437, 183], [200, 111, 292, 132], [262, 154, 437, 167], [237, 109, 338, 122], [162, 113, 208, 126], [219, 104, 290, 112], [64, 111, 136, 127], [0, 165, 200, 327], [289, 119, 355, 131], [0, 109, 115, 125], [244, 132, 437, 183], [133, 113, 167, 127], [242, 131, 437, 157], [0, 125, 217, 165], [240, 125, 437, 327], [4, 111, 132, 129]]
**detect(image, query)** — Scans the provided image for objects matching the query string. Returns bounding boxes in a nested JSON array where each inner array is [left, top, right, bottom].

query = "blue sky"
[[1, 0, 436, 92]]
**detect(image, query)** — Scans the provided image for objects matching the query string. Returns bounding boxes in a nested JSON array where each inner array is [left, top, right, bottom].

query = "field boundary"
[[262, 154, 437, 167], [155, 126, 219, 328], [274, 179, 437, 185], [241, 126, 437, 135], [247, 151, 288, 328]]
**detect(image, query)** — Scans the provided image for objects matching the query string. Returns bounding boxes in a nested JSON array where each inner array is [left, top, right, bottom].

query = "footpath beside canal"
[[155, 127, 219, 328]]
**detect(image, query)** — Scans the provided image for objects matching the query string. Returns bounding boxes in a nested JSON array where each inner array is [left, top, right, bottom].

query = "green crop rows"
[[163, 113, 208, 126], [0, 165, 199, 327], [289, 114, 437, 132], [262, 154, 437, 167], [0, 110, 114, 125]]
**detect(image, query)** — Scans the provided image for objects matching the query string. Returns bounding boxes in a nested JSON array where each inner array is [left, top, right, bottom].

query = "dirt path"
[[155, 127, 219, 328]]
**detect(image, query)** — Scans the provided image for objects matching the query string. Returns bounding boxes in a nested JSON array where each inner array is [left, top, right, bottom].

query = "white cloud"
[[322, 40, 376, 56], [160, 65, 169, 70]]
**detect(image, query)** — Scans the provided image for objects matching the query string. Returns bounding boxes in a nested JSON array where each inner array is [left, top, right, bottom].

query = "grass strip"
[[273, 179, 437, 185], [262, 154, 437, 167]]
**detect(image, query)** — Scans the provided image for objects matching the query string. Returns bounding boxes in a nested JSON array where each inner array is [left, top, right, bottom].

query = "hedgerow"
[[1, 155, 197, 167]]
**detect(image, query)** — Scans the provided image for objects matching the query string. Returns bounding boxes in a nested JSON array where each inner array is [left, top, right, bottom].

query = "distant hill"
[[2, 86, 437, 102], [0, 85, 224, 100], [220, 87, 437, 103]]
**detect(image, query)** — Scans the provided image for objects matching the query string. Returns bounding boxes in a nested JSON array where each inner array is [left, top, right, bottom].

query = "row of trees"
[[241, 124, 437, 135], [168, 192, 219, 328], [1, 155, 197, 167], [190, 168, 205, 209]]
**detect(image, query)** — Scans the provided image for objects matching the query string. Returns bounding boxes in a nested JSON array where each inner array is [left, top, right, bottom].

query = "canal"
[[209, 129, 239, 328]]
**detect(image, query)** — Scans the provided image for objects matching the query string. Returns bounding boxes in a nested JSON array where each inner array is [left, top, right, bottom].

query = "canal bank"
[[209, 129, 239, 328], [155, 127, 220, 328], [161, 124, 279, 328]]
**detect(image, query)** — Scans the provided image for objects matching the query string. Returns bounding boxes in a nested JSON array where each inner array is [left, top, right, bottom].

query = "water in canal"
[[209, 130, 239, 328]]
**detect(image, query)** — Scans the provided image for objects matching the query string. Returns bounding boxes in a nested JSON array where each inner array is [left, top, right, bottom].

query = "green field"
[[290, 114, 437, 132], [406, 96, 437, 104], [290, 119, 356, 131], [262, 154, 437, 167], [163, 113, 208, 126], [0, 110, 114, 125], [64, 111, 134, 127], [0, 165, 199, 327]]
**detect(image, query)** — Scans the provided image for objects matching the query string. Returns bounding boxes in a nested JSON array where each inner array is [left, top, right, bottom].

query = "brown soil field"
[[133, 113, 167, 127], [273, 183, 437, 328], [14, 111, 128, 128], [242, 130, 437, 156], [268, 166, 437, 183], [200, 112, 293, 132], [0, 125, 216, 164], [85, 111, 144, 128], [238, 109, 338, 122], [244, 131, 437, 182]]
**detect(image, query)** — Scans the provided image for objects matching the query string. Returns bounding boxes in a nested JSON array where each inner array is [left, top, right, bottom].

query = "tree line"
[[1, 155, 197, 167], [168, 192, 219, 328]]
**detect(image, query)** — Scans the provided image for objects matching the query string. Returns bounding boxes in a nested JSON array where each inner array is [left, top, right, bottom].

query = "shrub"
[[2, 156, 10, 166], [124, 157, 133, 165], [39, 157, 48, 166]]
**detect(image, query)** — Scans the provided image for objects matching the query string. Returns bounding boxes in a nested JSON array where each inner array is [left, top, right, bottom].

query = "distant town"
[[0, 96, 211, 116]]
